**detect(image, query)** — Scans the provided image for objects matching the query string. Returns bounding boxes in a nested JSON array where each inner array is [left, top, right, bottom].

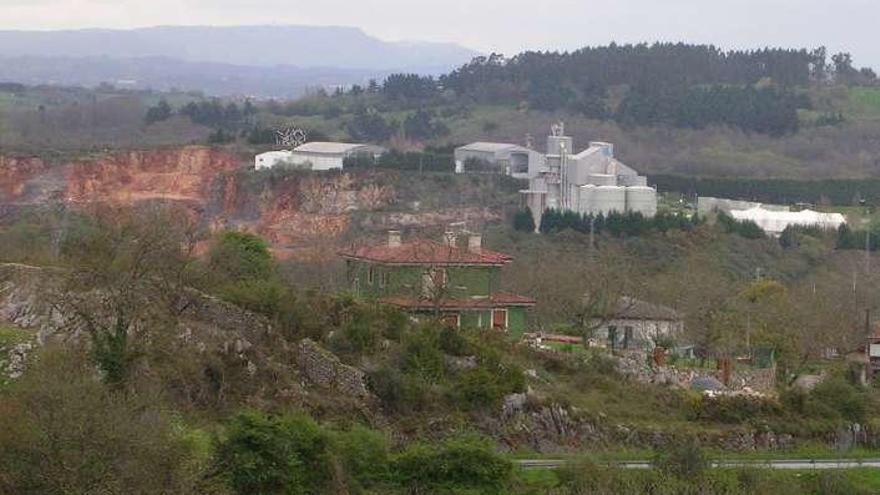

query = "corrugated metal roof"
[[457, 142, 527, 153], [293, 142, 383, 154]]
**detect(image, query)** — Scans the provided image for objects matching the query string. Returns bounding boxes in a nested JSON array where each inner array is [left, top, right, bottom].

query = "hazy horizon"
[[2, 0, 878, 69]]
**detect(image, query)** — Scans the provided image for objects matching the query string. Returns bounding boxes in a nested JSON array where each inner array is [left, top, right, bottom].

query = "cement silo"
[[593, 185, 626, 215], [587, 173, 616, 186], [578, 184, 596, 215], [625, 186, 657, 217], [618, 174, 647, 187]]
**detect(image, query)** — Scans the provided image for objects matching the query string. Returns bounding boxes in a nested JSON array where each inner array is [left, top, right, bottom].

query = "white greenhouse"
[[729, 207, 846, 236]]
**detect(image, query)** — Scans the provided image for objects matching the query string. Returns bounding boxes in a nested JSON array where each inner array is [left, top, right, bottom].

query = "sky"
[[2, 0, 878, 68]]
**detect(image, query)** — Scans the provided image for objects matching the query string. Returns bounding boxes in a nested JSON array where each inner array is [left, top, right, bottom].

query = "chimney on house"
[[444, 231, 457, 247], [468, 233, 482, 254], [388, 230, 402, 248]]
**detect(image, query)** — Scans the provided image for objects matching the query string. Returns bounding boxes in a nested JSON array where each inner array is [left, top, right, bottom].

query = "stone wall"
[[615, 351, 776, 393], [297, 339, 371, 400]]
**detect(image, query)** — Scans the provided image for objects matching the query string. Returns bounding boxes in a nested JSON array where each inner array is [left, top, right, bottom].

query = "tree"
[[144, 99, 173, 124], [54, 205, 201, 387], [513, 208, 537, 233], [345, 107, 394, 142]]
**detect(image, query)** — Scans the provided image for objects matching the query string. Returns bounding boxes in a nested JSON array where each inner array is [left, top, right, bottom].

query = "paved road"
[[517, 458, 880, 470]]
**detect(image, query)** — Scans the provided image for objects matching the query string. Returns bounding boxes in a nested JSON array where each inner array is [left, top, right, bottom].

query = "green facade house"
[[339, 231, 535, 335]]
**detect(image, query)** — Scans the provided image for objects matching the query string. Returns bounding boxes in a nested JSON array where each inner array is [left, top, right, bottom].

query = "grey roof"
[[293, 142, 385, 155], [614, 297, 681, 321], [456, 142, 528, 153]]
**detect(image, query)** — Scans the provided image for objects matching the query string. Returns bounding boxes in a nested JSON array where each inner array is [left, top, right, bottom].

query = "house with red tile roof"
[[338, 231, 535, 335]]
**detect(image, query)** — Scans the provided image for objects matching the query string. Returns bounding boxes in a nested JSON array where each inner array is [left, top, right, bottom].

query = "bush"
[[214, 410, 332, 495], [400, 327, 446, 382], [209, 231, 275, 282], [392, 435, 512, 493], [0, 347, 198, 494], [654, 438, 708, 479], [367, 366, 430, 413], [331, 425, 391, 489]]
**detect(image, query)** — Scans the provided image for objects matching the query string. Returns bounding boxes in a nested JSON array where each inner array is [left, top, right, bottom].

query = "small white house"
[[254, 142, 387, 171], [591, 297, 683, 351]]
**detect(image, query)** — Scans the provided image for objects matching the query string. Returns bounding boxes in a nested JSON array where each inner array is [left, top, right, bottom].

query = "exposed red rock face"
[[0, 146, 502, 261], [64, 146, 239, 204], [0, 155, 49, 200]]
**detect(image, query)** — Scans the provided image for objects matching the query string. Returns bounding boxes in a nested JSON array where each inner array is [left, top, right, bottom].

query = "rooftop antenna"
[[275, 126, 307, 149], [551, 121, 565, 137]]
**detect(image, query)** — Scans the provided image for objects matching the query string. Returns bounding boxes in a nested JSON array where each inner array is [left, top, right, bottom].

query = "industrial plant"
[[519, 123, 657, 229], [255, 142, 386, 171]]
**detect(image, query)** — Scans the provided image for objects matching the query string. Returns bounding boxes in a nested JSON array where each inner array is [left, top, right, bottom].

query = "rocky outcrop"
[[1, 342, 33, 379], [297, 339, 372, 400]]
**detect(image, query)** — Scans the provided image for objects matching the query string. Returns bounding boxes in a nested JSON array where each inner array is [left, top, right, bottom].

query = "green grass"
[[542, 341, 588, 355], [0, 324, 31, 347], [511, 464, 880, 494], [848, 87, 880, 119]]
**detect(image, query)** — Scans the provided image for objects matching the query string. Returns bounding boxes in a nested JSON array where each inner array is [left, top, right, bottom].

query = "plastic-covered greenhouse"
[[729, 207, 846, 236]]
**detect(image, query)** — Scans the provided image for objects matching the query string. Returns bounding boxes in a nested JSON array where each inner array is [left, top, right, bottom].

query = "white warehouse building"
[[454, 142, 545, 178], [520, 123, 657, 229], [255, 142, 386, 171]]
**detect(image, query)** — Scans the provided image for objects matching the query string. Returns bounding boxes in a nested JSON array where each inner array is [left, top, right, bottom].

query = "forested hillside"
[[3, 42, 880, 182]]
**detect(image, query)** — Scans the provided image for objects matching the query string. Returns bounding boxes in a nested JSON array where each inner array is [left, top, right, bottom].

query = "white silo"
[[625, 186, 658, 217], [593, 185, 626, 215], [587, 173, 616, 186], [617, 174, 647, 187], [578, 184, 596, 215]]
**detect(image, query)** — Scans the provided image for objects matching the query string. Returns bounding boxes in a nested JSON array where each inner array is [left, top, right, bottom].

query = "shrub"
[[400, 328, 446, 382], [654, 438, 708, 479], [331, 425, 391, 489], [209, 231, 276, 282], [392, 435, 512, 493], [213, 410, 332, 494], [368, 366, 430, 413]]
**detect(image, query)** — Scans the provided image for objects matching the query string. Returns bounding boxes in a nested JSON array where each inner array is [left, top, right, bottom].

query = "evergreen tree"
[[513, 208, 537, 233]]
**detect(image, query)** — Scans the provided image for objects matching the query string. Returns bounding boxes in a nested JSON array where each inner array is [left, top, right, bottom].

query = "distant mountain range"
[[0, 25, 480, 97]]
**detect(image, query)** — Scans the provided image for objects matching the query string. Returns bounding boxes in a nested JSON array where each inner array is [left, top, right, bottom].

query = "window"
[[367, 267, 374, 285], [421, 268, 447, 298], [492, 308, 507, 330], [608, 326, 617, 350], [623, 326, 634, 350], [380, 271, 389, 288]]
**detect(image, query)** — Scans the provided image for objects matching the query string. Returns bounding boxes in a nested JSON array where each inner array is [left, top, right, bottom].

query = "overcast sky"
[[3, 0, 878, 68]]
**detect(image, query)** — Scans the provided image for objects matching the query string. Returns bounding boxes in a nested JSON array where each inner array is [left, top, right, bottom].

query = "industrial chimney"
[[468, 233, 482, 254], [388, 230, 402, 248]]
